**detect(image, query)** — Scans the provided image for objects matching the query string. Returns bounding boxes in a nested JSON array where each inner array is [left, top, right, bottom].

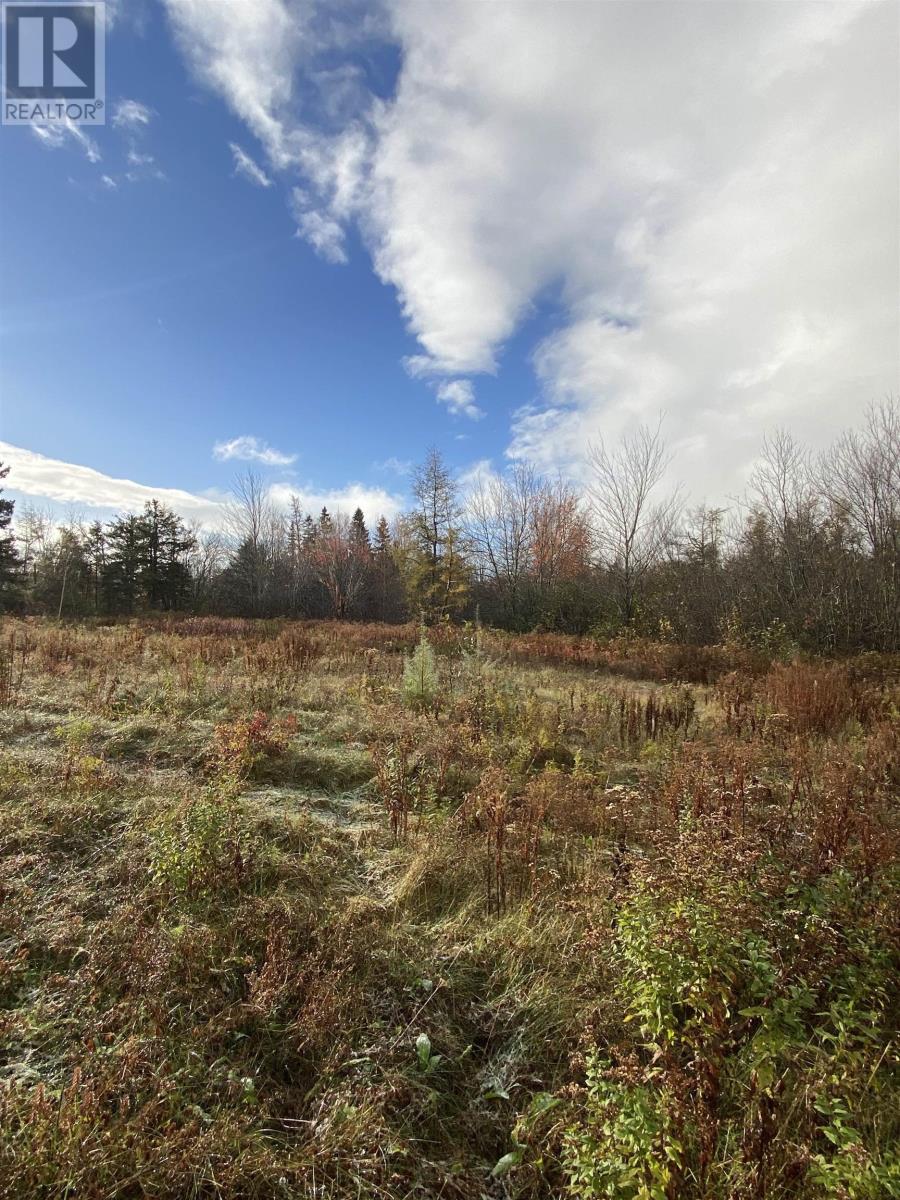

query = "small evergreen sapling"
[[402, 626, 439, 709]]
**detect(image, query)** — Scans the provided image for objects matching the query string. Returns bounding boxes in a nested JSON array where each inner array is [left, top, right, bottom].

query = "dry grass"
[[0, 616, 897, 1198]]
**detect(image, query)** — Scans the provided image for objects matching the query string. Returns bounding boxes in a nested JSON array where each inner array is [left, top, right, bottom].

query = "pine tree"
[[99, 504, 194, 613], [402, 625, 439, 709], [222, 535, 271, 615]]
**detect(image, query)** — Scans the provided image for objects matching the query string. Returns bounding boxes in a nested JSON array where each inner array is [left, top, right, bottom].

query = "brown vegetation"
[[0, 617, 897, 1198]]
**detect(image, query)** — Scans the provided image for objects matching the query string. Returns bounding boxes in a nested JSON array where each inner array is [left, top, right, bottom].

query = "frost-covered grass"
[[0, 617, 897, 1198]]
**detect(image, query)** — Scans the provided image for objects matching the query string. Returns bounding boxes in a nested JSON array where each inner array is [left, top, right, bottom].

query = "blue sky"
[[1, 0, 897, 528]]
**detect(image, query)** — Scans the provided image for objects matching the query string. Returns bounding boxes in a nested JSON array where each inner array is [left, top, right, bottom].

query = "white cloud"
[[161, 0, 898, 499], [1, 442, 403, 529], [212, 436, 297, 466], [104, 0, 124, 30], [0, 442, 225, 527], [164, 0, 304, 168], [31, 118, 100, 163], [103, 99, 163, 187], [290, 191, 348, 262], [163, 0, 368, 262], [101, 174, 118, 190], [367, 0, 898, 497], [456, 458, 494, 497], [118, 144, 166, 185], [435, 379, 484, 421], [267, 481, 404, 522], [229, 141, 273, 187], [113, 99, 153, 129]]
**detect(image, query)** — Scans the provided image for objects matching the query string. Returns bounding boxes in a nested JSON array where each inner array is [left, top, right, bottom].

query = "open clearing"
[[0, 618, 897, 1198]]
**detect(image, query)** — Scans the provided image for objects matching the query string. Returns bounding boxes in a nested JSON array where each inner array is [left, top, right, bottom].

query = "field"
[[0, 617, 897, 1199]]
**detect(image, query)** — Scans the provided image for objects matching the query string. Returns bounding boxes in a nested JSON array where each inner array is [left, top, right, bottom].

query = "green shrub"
[[149, 781, 250, 895], [564, 1061, 682, 1200]]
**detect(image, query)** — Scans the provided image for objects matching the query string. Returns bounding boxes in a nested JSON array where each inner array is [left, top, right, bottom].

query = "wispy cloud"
[[290, 189, 348, 263], [127, 147, 155, 168], [101, 97, 165, 187], [212, 436, 297, 466], [163, 0, 303, 168], [163, 0, 366, 265], [375, 456, 413, 476], [31, 119, 100, 163], [435, 380, 484, 421], [112, 98, 154, 129], [229, 142, 272, 187]]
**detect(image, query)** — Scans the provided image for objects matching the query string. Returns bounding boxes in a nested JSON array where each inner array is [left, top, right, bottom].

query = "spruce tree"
[[350, 507, 370, 550], [372, 515, 406, 622], [102, 514, 145, 614], [373, 515, 391, 556], [139, 501, 196, 611], [301, 514, 317, 550]]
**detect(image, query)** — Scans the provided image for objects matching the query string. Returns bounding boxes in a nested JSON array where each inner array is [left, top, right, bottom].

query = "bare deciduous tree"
[[824, 398, 899, 557], [822, 397, 899, 645], [186, 526, 226, 611], [587, 420, 681, 625], [465, 462, 538, 624], [15, 504, 55, 584], [223, 472, 280, 615]]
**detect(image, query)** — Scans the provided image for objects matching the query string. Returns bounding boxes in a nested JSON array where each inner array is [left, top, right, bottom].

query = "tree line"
[[1, 400, 897, 652]]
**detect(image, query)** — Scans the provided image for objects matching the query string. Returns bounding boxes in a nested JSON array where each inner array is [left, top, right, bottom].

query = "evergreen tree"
[[139, 501, 196, 611], [301, 513, 318, 550], [402, 625, 439, 709], [221, 535, 271, 615], [83, 521, 107, 615], [350, 507, 370, 550], [102, 514, 145, 614], [371, 515, 404, 621], [0, 463, 21, 611], [98, 504, 194, 613], [373, 515, 391, 557]]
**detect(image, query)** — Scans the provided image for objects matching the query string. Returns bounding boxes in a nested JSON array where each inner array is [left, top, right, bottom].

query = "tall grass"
[[0, 614, 896, 1199]]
